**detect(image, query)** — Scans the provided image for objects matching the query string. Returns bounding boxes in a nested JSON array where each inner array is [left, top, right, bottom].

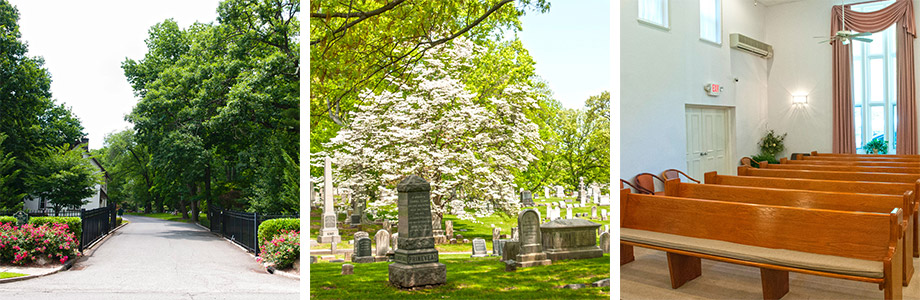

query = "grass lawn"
[[310, 254, 609, 299], [0, 272, 27, 279], [126, 212, 209, 227], [310, 195, 612, 253]]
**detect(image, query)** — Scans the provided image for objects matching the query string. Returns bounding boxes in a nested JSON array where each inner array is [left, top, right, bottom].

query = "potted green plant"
[[864, 139, 888, 154], [749, 130, 787, 167]]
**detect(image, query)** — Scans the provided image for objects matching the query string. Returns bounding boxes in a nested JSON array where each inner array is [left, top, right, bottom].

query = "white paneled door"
[[685, 106, 730, 180]]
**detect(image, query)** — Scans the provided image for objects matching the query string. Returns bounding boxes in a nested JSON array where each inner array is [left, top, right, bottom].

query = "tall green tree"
[[96, 129, 160, 213], [0, 0, 85, 208], [556, 91, 610, 188], [0, 133, 25, 210], [25, 144, 102, 214]]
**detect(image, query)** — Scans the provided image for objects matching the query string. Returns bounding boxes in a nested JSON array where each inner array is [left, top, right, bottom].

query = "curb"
[[0, 222, 127, 284]]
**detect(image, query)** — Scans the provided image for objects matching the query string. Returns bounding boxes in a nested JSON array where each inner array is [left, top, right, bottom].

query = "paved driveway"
[[0, 215, 299, 299]]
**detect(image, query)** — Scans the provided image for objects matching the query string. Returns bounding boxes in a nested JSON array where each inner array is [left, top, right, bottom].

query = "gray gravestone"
[[391, 232, 399, 252], [432, 212, 447, 244], [388, 175, 446, 288], [599, 232, 610, 254], [593, 185, 601, 204], [514, 209, 552, 268], [354, 231, 369, 240], [491, 228, 501, 255], [376, 229, 390, 257], [511, 227, 519, 241], [520, 190, 534, 207], [342, 264, 354, 275], [471, 238, 488, 257], [591, 206, 597, 219], [502, 241, 521, 262], [350, 194, 363, 225], [353, 237, 374, 263], [318, 157, 341, 244], [566, 207, 573, 219]]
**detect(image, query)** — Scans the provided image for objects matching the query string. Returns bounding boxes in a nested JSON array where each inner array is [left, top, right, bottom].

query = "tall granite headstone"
[[520, 190, 534, 207], [471, 238, 488, 258], [445, 220, 453, 239], [318, 157, 341, 244], [388, 175, 446, 288], [350, 194, 363, 225], [391, 232, 399, 251], [353, 237, 374, 263], [376, 229, 390, 257], [515, 209, 552, 268]]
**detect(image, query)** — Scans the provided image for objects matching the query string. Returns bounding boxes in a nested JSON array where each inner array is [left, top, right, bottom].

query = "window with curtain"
[[852, 1, 897, 153], [700, 0, 721, 44], [638, 0, 668, 29]]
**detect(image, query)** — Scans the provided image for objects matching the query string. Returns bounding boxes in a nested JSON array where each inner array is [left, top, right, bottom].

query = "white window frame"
[[638, 0, 669, 30], [699, 0, 722, 45], [852, 2, 897, 154]]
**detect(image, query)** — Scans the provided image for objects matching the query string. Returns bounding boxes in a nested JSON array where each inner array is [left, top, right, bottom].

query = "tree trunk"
[[179, 198, 189, 219], [188, 183, 199, 222]]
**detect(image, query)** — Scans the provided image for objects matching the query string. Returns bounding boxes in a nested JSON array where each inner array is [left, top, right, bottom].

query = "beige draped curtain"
[[831, 0, 916, 154]]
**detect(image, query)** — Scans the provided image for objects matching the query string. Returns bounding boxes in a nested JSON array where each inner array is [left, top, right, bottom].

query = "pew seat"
[[622, 228, 883, 278]]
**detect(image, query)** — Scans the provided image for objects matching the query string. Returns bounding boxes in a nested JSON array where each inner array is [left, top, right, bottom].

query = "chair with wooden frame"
[[621, 179, 639, 190], [634, 173, 665, 195], [661, 169, 700, 184]]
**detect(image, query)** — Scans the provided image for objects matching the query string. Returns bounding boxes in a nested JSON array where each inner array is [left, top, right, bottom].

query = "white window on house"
[[700, 0, 721, 44], [852, 1, 897, 153], [638, 0, 668, 29]]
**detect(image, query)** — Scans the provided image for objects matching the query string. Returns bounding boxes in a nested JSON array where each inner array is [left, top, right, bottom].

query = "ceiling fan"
[[817, 3, 872, 45]]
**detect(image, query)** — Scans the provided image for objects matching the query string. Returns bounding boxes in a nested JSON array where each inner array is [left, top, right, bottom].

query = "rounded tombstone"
[[517, 209, 543, 254], [375, 229, 390, 257]]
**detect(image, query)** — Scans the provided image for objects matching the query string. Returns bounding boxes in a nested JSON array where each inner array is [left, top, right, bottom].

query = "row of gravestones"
[[351, 229, 398, 263]]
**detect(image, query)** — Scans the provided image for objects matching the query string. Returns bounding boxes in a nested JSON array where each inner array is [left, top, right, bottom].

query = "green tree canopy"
[[25, 144, 102, 213]]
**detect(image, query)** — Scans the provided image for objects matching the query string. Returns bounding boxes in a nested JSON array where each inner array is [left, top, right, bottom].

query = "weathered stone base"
[[545, 247, 603, 261], [515, 252, 552, 268], [388, 262, 446, 288], [352, 256, 375, 263], [375, 256, 388, 262], [318, 234, 341, 244]]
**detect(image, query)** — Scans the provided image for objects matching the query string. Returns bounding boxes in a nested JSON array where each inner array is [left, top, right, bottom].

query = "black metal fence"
[[207, 205, 298, 255], [80, 205, 116, 252], [0, 208, 83, 217]]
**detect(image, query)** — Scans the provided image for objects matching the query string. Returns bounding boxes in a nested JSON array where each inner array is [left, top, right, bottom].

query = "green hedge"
[[29, 217, 82, 243], [258, 218, 299, 247], [0, 216, 14, 224]]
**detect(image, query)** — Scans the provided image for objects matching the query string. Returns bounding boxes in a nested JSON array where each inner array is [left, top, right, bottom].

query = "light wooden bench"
[[620, 189, 905, 299], [811, 151, 920, 159], [781, 157, 920, 167], [803, 152, 920, 162], [664, 178, 914, 286], [763, 161, 920, 174], [737, 167, 920, 259]]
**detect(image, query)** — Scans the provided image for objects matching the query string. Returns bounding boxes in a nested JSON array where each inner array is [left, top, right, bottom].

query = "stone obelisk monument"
[[318, 157, 341, 244], [388, 175, 446, 288]]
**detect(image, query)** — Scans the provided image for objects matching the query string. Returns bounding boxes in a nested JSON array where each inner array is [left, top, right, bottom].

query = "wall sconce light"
[[793, 95, 807, 105]]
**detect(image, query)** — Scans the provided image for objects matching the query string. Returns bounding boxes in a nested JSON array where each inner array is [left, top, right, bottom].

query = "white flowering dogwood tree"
[[323, 38, 541, 222]]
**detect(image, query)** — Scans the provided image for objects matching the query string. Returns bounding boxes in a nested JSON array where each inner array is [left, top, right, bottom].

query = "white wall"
[[764, 0, 920, 155], [620, 0, 768, 183]]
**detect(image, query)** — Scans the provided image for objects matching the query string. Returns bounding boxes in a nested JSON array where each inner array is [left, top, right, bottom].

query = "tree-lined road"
[[0, 215, 299, 299]]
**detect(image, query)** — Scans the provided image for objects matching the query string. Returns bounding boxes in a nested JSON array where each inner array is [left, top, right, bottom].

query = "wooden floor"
[[620, 247, 920, 299]]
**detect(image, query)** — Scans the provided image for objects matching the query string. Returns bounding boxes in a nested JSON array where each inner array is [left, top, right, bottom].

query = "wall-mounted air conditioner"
[[730, 33, 773, 58]]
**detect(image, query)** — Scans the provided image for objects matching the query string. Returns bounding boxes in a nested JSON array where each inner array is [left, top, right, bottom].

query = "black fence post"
[[79, 208, 86, 252], [253, 212, 259, 255]]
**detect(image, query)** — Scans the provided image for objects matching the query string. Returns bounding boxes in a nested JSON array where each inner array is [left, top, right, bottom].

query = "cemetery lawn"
[[310, 254, 610, 299], [310, 197, 612, 253], [0, 272, 26, 279]]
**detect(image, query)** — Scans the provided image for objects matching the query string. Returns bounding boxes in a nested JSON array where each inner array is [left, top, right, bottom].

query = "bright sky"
[[518, 0, 610, 109], [9, 0, 223, 150]]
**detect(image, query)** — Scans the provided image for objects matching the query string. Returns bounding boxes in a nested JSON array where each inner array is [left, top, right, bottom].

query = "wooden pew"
[[803, 152, 920, 162], [811, 151, 920, 159], [737, 167, 920, 259], [763, 162, 920, 174], [620, 189, 905, 299], [665, 179, 914, 285], [781, 157, 920, 167]]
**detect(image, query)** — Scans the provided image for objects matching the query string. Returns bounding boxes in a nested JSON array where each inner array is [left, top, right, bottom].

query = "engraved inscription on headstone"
[[471, 238, 488, 257], [352, 237, 374, 263]]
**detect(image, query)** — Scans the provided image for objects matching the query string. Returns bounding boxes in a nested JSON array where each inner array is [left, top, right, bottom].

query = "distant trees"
[[118, 0, 300, 217]]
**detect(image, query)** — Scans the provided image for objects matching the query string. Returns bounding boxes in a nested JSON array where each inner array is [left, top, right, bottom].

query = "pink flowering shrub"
[[0, 221, 80, 265], [258, 229, 299, 269]]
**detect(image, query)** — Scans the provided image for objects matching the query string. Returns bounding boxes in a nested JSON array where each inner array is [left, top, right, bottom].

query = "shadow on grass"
[[310, 254, 609, 299]]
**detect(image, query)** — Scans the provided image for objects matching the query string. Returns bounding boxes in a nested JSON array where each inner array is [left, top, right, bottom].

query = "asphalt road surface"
[[0, 215, 300, 299]]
